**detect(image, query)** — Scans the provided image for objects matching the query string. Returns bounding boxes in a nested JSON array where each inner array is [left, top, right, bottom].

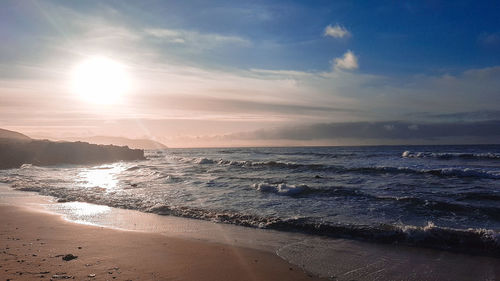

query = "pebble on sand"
[[62, 254, 78, 261]]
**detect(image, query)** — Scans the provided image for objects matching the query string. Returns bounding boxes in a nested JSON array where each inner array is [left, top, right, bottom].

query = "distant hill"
[[0, 128, 31, 142], [68, 136, 168, 150]]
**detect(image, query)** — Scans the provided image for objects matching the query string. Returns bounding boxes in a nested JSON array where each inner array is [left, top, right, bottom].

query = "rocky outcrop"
[[0, 139, 146, 169]]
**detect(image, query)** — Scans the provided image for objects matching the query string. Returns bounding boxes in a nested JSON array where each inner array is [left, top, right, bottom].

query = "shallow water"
[[1, 145, 499, 255]]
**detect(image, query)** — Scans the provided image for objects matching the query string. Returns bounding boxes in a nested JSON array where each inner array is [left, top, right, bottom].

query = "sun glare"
[[71, 56, 130, 104]]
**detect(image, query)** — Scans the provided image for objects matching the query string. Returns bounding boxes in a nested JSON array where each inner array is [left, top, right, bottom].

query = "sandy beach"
[[0, 204, 321, 281]]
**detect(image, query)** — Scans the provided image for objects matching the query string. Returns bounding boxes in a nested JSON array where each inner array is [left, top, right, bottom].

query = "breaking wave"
[[176, 156, 500, 179], [402, 150, 500, 160], [143, 204, 500, 256], [252, 183, 311, 196]]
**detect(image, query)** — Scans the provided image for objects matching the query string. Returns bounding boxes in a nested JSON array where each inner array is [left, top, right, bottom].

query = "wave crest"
[[253, 183, 310, 196], [173, 155, 500, 179], [145, 203, 500, 256], [402, 150, 500, 160]]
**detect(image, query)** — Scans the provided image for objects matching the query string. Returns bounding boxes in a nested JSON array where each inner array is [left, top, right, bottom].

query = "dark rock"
[[61, 254, 77, 261], [0, 138, 145, 169]]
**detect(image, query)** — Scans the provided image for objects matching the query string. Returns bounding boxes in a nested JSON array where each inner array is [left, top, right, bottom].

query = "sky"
[[1, 0, 500, 147]]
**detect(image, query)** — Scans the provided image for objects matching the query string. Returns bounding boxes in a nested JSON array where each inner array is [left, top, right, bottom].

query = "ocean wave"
[[253, 183, 310, 196], [194, 157, 216, 164], [375, 195, 500, 220], [18, 164, 49, 170], [181, 156, 326, 170], [351, 166, 500, 179], [402, 150, 500, 160], [125, 165, 143, 171], [125, 164, 160, 172], [258, 151, 358, 158], [147, 204, 284, 228], [252, 183, 373, 199], [458, 192, 500, 201], [143, 204, 500, 256], [252, 182, 500, 220], [270, 220, 500, 256], [5, 178, 500, 256], [172, 156, 500, 179], [144, 150, 166, 158], [216, 149, 240, 154]]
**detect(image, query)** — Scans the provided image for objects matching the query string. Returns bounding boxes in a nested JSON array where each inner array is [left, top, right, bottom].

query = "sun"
[[71, 56, 130, 104]]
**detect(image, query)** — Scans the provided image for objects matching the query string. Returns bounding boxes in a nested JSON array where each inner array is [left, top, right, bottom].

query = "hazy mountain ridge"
[[65, 136, 167, 149], [0, 128, 31, 142]]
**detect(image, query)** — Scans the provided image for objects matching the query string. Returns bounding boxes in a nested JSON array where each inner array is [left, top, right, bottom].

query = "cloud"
[[228, 120, 500, 142], [409, 110, 500, 122], [202, 6, 273, 22], [144, 28, 251, 47], [140, 95, 359, 117], [333, 50, 358, 70], [145, 28, 181, 38], [478, 32, 500, 48], [324, 24, 351, 38]]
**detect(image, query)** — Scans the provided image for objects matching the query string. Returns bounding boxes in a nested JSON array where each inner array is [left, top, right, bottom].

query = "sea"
[[1, 145, 499, 257]]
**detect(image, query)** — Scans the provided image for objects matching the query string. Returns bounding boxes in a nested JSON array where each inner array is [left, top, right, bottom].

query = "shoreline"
[[0, 204, 321, 281], [1, 185, 500, 280]]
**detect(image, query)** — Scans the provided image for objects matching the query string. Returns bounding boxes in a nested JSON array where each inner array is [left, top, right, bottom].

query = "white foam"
[[253, 183, 310, 196]]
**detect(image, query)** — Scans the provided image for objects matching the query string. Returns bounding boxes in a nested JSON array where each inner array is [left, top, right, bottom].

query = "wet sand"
[[0, 205, 321, 281]]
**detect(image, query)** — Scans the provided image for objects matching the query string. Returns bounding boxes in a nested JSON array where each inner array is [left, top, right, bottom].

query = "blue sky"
[[4, 0, 499, 74], [1, 0, 500, 146]]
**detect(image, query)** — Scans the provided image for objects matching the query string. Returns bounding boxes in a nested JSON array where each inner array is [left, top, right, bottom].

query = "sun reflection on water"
[[61, 202, 111, 216], [54, 202, 112, 226], [78, 164, 124, 191]]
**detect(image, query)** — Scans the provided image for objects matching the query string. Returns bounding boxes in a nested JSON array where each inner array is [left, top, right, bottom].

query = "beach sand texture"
[[0, 205, 320, 281]]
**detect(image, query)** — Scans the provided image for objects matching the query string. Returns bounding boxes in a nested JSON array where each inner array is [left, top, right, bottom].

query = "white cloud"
[[144, 28, 250, 47], [171, 38, 186, 44], [145, 28, 181, 38], [333, 50, 358, 70], [324, 24, 351, 38]]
